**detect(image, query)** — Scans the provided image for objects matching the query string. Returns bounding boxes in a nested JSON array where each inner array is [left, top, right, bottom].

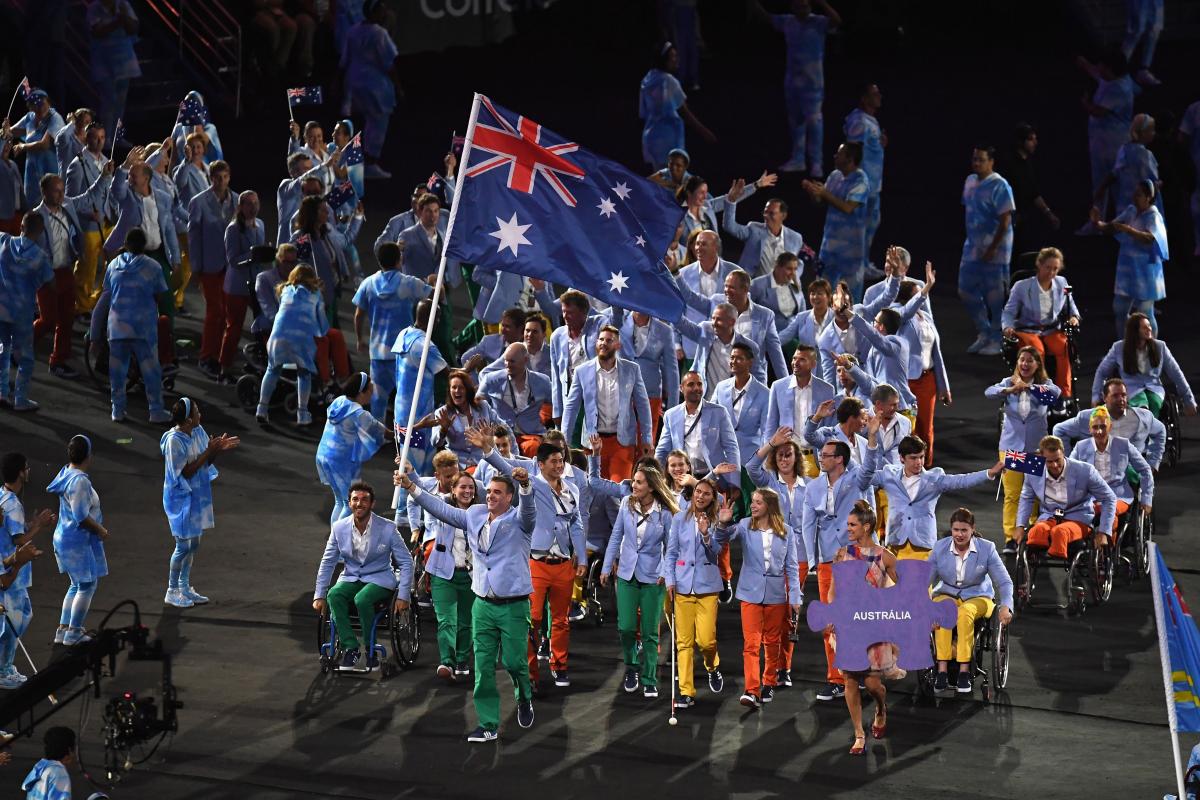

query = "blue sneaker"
[[184, 586, 209, 605], [761, 686, 775, 703], [341, 649, 361, 669], [466, 726, 498, 743], [708, 670, 724, 693], [517, 699, 535, 728], [622, 669, 639, 693]]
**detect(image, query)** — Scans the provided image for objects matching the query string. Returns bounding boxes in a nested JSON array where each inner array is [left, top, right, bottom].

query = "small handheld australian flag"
[[1003, 450, 1046, 476]]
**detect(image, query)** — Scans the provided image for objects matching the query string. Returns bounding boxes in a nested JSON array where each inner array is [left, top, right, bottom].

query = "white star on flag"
[[607, 271, 629, 293], [634, 235, 646, 247], [612, 182, 631, 200], [596, 197, 617, 218], [489, 212, 532, 256]]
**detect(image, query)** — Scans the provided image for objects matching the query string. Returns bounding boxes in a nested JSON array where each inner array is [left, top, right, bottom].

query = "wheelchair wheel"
[[587, 559, 608, 627], [236, 374, 260, 412], [1136, 511, 1154, 578], [390, 604, 420, 668], [1091, 544, 1114, 606], [1012, 543, 1033, 612], [316, 608, 336, 672], [1065, 548, 1089, 617], [992, 619, 1010, 690], [1163, 395, 1183, 468]]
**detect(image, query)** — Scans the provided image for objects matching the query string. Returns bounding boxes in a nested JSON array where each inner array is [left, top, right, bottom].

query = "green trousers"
[[616, 577, 665, 686], [735, 467, 756, 520], [472, 597, 532, 731], [1129, 389, 1163, 417], [431, 570, 474, 667], [326, 580, 393, 652]]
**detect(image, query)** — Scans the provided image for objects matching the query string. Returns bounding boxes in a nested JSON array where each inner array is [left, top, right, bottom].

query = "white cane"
[[668, 594, 678, 726], [0, 606, 58, 705]]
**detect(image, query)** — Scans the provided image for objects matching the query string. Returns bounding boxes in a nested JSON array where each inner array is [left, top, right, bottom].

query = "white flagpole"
[[393, 93, 484, 487], [5, 76, 27, 124], [1149, 542, 1188, 800]]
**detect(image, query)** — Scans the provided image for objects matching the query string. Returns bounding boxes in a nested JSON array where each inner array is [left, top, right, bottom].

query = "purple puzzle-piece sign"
[[806, 558, 958, 672]]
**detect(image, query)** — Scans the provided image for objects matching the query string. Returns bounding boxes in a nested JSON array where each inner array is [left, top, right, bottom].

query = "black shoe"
[[933, 671, 949, 693], [956, 671, 973, 694], [568, 602, 586, 622], [761, 686, 775, 703], [49, 364, 79, 380], [198, 359, 220, 379], [537, 638, 549, 660], [466, 726, 498, 743], [643, 685, 658, 699], [708, 669, 724, 693], [739, 692, 760, 709], [776, 669, 792, 687], [719, 579, 733, 604], [622, 669, 639, 693], [517, 699, 535, 728], [1003, 540, 1018, 556], [816, 682, 845, 701], [673, 694, 695, 709], [341, 649, 361, 669], [552, 669, 570, 687]]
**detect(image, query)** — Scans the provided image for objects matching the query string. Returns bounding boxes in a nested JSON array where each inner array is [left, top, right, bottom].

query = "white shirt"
[[595, 361, 619, 433], [683, 404, 705, 467], [1136, 349, 1149, 375], [633, 500, 659, 548], [793, 380, 814, 436], [760, 528, 775, 572], [351, 521, 371, 563], [915, 312, 936, 371], [1043, 463, 1069, 509], [140, 190, 162, 251], [773, 276, 798, 318], [835, 322, 858, 356], [1016, 387, 1031, 418], [547, 480, 575, 558], [824, 478, 836, 514], [478, 517, 493, 553], [706, 337, 733, 398], [697, 262, 719, 297], [902, 471, 922, 501], [1093, 441, 1112, 482], [1037, 282, 1054, 324], [760, 230, 786, 275], [451, 525, 471, 569], [632, 321, 649, 355], [734, 302, 756, 339], [568, 332, 588, 375], [506, 374, 531, 414], [1110, 409, 1138, 441], [44, 207, 72, 268], [880, 416, 903, 455], [953, 538, 978, 585], [729, 377, 751, 425], [425, 226, 440, 255]]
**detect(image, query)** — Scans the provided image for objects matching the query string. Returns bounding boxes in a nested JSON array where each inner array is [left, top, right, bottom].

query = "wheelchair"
[[1112, 489, 1154, 581], [580, 548, 613, 627], [83, 331, 177, 393], [917, 609, 1010, 704], [1013, 517, 1112, 616], [1160, 391, 1184, 469], [316, 568, 422, 679]]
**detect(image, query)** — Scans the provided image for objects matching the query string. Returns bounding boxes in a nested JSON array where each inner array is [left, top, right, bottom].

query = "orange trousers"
[[198, 271, 227, 363], [33, 268, 75, 366], [1014, 330, 1071, 397], [314, 329, 350, 385], [218, 292, 250, 369], [598, 432, 637, 481], [638, 397, 664, 448], [741, 602, 788, 696], [1026, 519, 1091, 559], [527, 558, 575, 680], [909, 369, 939, 466]]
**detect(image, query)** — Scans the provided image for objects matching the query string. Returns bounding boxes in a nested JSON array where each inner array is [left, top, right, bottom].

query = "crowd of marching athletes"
[[0, 0, 1198, 791]]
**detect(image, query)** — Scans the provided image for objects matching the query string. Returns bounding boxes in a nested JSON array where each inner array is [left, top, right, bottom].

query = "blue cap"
[[667, 147, 690, 164], [28, 88, 48, 101]]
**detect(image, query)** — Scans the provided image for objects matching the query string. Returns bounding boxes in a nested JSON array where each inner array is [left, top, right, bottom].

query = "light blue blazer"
[[405, 474, 485, 536], [602, 497, 675, 583], [619, 314, 680, 405], [895, 293, 950, 391], [801, 417, 870, 466], [745, 452, 809, 563], [714, 519, 802, 605], [1054, 405, 1165, 468], [64, 154, 112, 234], [373, 208, 448, 255], [800, 462, 877, 565], [1017, 457, 1117, 533], [664, 510, 724, 595], [654, 400, 740, 476], [765, 374, 836, 437], [172, 161, 209, 209], [866, 447, 993, 549], [562, 356, 653, 447], [1091, 340, 1194, 408], [674, 315, 763, 386], [470, 266, 560, 325], [484, 450, 586, 565], [314, 512, 414, 600], [986, 378, 1061, 452], [724, 210, 804, 276], [106, 170, 182, 264], [548, 308, 622, 415], [675, 258, 738, 356], [677, 280, 788, 381], [928, 536, 1014, 609], [713, 376, 769, 464], [187, 187, 237, 273], [1070, 435, 1154, 506], [478, 368, 553, 438], [397, 222, 460, 286], [31, 200, 85, 266], [750, 272, 807, 330], [850, 313, 916, 409], [420, 503, 478, 581], [865, 276, 930, 319], [274, 163, 325, 245], [412, 482, 537, 599], [1001, 275, 1080, 332]]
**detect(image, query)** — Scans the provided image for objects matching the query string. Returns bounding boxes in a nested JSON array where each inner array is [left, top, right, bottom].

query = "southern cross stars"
[[597, 197, 617, 218], [489, 212, 532, 256], [607, 271, 629, 293], [612, 182, 631, 200]]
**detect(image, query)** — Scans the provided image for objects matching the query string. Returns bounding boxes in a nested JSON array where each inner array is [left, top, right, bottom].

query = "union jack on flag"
[[450, 133, 465, 156], [325, 180, 356, 210], [1003, 450, 1045, 476], [287, 86, 323, 106], [178, 95, 207, 126], [426, 172, 443, 191], [293, 233, 313, 264], [340, 133, 364, 167]]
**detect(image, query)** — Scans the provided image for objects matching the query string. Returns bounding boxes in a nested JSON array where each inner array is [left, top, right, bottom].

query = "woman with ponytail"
[[316, 372, 390, 524], [47, 435, 108, 645], [161, 398, 240, 608]]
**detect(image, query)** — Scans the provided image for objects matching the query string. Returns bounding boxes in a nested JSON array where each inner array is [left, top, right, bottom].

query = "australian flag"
[[340, 133, 364, 167], [293, 233, 313, 264], [395, 425, 426, 450], [1028, 385, 1057, 407], [177, 95, 207, 125], [326, 180, 356, 210], [287, 86, 323, 107], [1003, 450, 1046, 476], [445, 95, 686, 321], [450, 133, 465, 157], [17, 76, 31, 103], [112, 118, 125, 145]]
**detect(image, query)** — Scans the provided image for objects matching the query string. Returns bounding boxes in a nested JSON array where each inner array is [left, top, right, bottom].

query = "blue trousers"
[[110, 337, 165, 417], [168, 536, 201, 590], [0, 321, 35, 403], [785, 86, 823, 171], [865, 193, 881, 256], [59, 579, 97, 630], [369, 357, 395, 421], [1113, 294, 1157, 337], [0, 589, 31, 670], [257, 364, 312, 420], [957, 260, 1009, 340]]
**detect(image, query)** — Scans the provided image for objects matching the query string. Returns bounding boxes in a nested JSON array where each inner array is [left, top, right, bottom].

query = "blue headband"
[[72, 434, 92, 458], [181, 397, 193, 419], [661, 41, 674, 57]]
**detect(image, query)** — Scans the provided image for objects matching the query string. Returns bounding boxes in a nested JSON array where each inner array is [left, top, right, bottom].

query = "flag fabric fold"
[[445, 94, 685, 321], [1154, 545, 1200, 732]]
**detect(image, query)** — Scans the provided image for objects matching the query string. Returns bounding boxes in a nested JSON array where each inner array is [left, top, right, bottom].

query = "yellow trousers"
[[175, 233, 192, 309], [673, 593, 720, 698], [999, 450, 1038, 541], [876, 488, 889, 538], [892, 541, 931, 560], [801, 451, 819, 479], [900, 408, 917, 425], [934, 596, 994, 662], [74, 229, 104, 313]]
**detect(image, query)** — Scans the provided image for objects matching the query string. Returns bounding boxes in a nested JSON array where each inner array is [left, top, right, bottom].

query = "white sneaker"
[[149, 409, 173, 424], [184, 586, 209, 604], [164, 588, 194, 608], [0, 672, 22, 689], [364, 164, 392, 180], [53, 627, 66, 644], [296, 410, 314, 427], [978, 340, 1003, 356], [111, 410, 127, 423], [12, 398, 39, 412], [1, 665, 27, 684], [966, 334, 990, 354], [62, 628, 93, 646]]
